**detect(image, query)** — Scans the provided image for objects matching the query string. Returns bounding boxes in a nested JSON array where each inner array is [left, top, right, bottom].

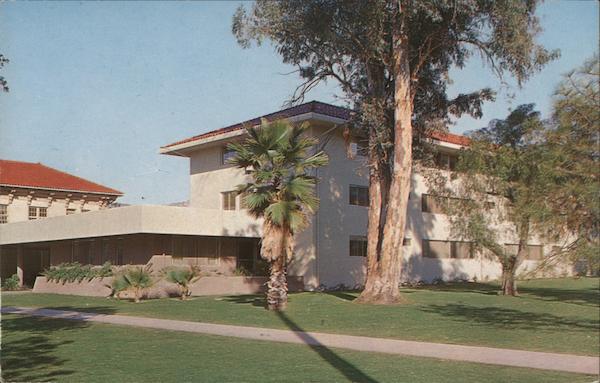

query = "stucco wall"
[[32, 275, 304, 298], [0, 188, 112, 224]]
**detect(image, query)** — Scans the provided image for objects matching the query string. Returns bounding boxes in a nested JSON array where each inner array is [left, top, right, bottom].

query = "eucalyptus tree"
[[233, 0, 557, 303], [228, 120, 328, 311]]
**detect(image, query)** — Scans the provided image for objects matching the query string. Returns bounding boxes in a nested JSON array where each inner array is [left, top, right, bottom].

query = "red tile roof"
[[429, 131, 471, 146], [161, 100, 470, 150], [0, 160, 123, 195]]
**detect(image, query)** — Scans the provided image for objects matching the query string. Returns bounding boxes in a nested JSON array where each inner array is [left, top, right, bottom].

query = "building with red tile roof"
[[0, 160, 122, 195]]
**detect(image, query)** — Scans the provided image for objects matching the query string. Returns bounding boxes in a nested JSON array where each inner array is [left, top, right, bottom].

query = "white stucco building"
[[0, 102, 568, 289]]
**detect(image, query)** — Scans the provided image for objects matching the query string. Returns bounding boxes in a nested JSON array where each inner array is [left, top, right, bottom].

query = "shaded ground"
[[2, 277, 599, 355], [1, 314, 593, 383]]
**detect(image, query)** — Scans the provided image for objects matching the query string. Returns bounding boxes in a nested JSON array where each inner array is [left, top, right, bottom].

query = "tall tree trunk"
[[261, 221, 290, 311], [267, 254, 288, 311], [501, 219, 530, 296], [357, 1, 412, 304], [500, 256, 518, 296]]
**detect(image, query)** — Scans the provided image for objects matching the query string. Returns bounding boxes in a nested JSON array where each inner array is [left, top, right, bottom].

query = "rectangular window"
[[28, 206, 47, 220], [222, 147, 236, 165], [434, 152, 459, 171], [0, 204, 7, 224], [349, 236, 368, 257], [222, 191, 237, 211], [421, 194, 446, 214], [349, 140, 368, 158], [349, 185, 369, 207], [423, 240, 474, 259], [422, 194, 468, 214], [423, 240, 451, 259], [66, 208, 76, 215], [403, 238, 412, 246], [239, 193, 249, 210], [505, 244, 543, 260], [451, 241, 474, 259]]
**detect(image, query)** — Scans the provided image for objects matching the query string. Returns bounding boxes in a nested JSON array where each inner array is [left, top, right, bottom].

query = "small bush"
[[233, 267, 250, 276], [162, 265, 201, 300], [43, 262, 114, 284], [2, 274, 20, 291], [112, 265, 154, 303]]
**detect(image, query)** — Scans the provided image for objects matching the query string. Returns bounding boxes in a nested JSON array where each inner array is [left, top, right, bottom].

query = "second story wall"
[[0, 187, 112, 224]]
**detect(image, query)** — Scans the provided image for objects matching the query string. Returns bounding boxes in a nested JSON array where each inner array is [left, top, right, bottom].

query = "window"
[[434, 152, 459, 171], [504, 244, 544, 260], [349, 236, 368, 257], [403, 238, 412, 246], [28, 206, 47, 220], [222, 191, 237, 211], [66, 208, 76, 215], [222, 147, 236, 165], [349, 185, 369, 207], [422, 240, 474, 259], [421, 194, 468, 214], [239, 193, 249, 210], [0, 204, 7, 224], [422, 194, 446, 214], [82, 209, 90, 213], [349, 141, 368, 158]]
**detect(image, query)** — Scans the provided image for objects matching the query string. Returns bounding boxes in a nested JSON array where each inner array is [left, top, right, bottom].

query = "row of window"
[[0, 205, 92, 223], [421, 194, 494, 215], [349, 237, 543, 260]]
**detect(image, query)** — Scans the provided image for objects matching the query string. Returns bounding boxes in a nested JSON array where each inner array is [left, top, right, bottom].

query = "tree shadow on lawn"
[[419, 303, 599, 333], [1, 314, 95, 382], [516, 286, 600, 308], [275, 311, 379, 383], [220, 294, 266, 308]]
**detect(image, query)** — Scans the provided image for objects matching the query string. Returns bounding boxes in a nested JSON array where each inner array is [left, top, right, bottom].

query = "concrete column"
[[16, 246, 24, 287]]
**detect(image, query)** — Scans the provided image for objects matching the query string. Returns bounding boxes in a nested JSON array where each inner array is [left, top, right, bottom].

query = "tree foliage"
[[0, 54, 8, 92], [539, 55, 600, 274], [432, 104, 548, 295]]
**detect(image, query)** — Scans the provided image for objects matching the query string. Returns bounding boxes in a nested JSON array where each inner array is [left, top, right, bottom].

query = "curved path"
[[3, 306, 598, 376]]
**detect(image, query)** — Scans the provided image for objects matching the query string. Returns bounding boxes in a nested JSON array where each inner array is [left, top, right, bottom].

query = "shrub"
[[112, 265, 154, 303], [162, 265, 201, 300], [2, 274, 20, 291], [43, 262, 113, 284], [233, 267, 250, 276]]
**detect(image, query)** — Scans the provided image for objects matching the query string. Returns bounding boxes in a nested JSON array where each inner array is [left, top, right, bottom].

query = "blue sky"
[[0, 1, 597, 204]]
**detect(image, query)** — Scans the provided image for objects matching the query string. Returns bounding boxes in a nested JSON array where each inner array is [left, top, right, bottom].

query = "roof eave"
[[159, 112, 349, 157], [0, 183, 123, 196]]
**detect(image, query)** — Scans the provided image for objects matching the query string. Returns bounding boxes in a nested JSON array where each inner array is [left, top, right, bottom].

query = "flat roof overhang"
[[0, 205, 261, 245]]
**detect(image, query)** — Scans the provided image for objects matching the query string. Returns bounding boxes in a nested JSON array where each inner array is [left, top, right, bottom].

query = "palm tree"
[[111, 265, 154, 303], [228, 120, 328, 311], [163, 265, 201, 300]]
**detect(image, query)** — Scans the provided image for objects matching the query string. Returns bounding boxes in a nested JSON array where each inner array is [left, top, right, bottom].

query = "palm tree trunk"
[[267, 254, 288, 311]]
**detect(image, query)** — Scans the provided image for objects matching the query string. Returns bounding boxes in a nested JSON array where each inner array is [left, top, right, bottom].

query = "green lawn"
[[1, 314, 593, 383], [2, 278, 599, 356]]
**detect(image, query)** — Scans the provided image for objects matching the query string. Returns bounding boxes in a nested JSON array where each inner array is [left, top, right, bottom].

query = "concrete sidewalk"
[[3, 306, 598, 376]]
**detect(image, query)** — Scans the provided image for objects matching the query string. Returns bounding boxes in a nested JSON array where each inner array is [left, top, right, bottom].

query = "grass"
[[1, 314, 593, 383], [2, 277, 599, 356]]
